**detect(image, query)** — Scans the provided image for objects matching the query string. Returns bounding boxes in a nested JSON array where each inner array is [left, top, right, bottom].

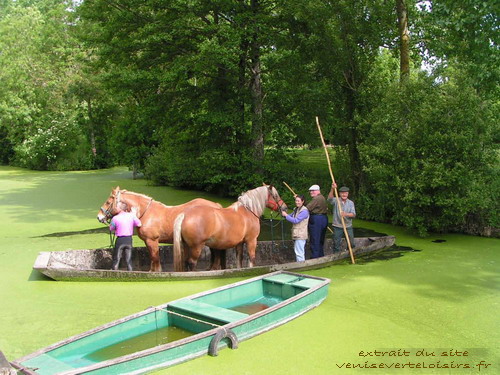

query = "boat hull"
[[33, 236, 395, 281], [11, 271, 330, 375]]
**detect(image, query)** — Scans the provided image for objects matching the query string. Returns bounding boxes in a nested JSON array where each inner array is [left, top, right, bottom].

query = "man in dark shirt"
[[306, 184, 328, 258]]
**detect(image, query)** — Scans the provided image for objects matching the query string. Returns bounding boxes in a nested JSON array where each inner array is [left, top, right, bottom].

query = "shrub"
[[359, 73, 498, 236]]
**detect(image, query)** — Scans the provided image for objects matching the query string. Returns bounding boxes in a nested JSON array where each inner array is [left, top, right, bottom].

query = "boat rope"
[[153, 307, 222, 328]]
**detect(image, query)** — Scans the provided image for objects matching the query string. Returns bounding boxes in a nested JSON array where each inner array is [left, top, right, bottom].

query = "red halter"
[[266, 186, 284, 211]]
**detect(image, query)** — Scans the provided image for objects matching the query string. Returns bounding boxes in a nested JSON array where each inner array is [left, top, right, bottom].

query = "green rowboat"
[[11, 271, 330, 375]]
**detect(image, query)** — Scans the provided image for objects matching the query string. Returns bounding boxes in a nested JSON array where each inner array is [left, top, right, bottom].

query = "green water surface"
[[0, 166, 498, 375]]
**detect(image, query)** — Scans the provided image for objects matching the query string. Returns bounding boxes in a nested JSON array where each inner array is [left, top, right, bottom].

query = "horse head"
[[97, 186, 122, 223], [265, 185, 287, 212]]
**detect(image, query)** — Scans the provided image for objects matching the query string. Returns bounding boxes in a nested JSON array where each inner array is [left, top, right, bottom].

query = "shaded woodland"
[[0, 0, 498, 235]]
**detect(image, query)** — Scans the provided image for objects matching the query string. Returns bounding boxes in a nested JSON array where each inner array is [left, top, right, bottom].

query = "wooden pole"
[[282, 181, 297, 197], [315, 116, 356, 264], [283, 181, 334, 234]]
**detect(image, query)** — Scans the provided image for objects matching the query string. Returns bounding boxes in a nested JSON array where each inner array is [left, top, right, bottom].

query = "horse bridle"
[[99, 190, 121, 223], [266, 185, 286, 212]]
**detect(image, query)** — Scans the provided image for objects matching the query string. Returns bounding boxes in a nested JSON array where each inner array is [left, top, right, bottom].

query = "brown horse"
[[172, 185, 287, 272], [97, 187, 222, 272]]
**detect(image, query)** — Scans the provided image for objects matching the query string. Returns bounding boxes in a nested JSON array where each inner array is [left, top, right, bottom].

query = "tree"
[[417, 0, 499, 96], [0, 0, 92, 169], [396, 0, 411, 81], [359, 63, 498, 235]]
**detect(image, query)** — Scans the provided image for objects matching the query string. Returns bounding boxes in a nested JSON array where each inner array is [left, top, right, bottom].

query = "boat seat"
[[263, 273, 300, 284], [263, 273, 324, 289], [169, 299, 249, 324], [287, 277, 325, 289]]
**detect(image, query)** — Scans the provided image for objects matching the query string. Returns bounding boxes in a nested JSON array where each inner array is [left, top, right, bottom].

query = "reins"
[[108, 231, 115, 249]]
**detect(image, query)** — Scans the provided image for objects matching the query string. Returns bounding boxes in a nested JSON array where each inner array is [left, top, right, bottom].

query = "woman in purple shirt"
[[109, 202, 142, 271], [281, 195, 310, 262]]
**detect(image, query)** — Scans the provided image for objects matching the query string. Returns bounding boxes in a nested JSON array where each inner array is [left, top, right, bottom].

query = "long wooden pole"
[[282, 181, 297, 197], [315, 116, 355, 264], [283, 181, 334, 234]]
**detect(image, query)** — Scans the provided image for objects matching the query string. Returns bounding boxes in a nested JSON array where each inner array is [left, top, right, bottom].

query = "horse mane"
[[236, 185, 269, 217], [120, 189, 153, 201], [119, 190, 168, 208]]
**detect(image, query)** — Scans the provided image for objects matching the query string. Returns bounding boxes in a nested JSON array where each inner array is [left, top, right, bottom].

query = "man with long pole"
[[328, 183, 356, 255]]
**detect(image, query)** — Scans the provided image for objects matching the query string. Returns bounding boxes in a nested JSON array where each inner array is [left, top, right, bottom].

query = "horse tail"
[[173, 213, 185, 272]]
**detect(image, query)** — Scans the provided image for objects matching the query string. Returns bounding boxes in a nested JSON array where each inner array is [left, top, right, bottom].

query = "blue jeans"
[[308, 214, 328, 258], [333, 226, 354, 253]]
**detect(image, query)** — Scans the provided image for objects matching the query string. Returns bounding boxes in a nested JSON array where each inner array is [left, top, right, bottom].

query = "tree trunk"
[[396, 0, 410, 82], [233, 0, 249, 142], [343, 69, 362, 193], [338, 14, 363, 193], [87, 97, 97, 159], [250, 0, 264, 168]]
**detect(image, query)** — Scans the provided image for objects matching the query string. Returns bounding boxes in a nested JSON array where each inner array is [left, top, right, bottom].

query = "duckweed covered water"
[[0, 166, 498, 375]]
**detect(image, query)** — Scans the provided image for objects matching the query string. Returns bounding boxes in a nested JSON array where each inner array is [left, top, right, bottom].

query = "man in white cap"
[[306, 184, 328, 258]]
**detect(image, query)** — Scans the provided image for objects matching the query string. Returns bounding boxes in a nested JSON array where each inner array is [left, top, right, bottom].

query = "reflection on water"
[[353, 245, 420, 264], [84, 326, 193, 362]]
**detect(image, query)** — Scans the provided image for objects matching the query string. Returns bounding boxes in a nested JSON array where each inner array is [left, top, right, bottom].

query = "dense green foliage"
[[0, 0, 497, 235], [358, 59, 498, 235]]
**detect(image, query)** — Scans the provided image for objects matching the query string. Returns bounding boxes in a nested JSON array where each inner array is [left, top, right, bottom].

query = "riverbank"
[[0, 166, 498, 374]]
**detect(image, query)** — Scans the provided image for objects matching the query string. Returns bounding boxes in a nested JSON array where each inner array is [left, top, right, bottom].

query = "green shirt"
[[306, 194, 328, 215]]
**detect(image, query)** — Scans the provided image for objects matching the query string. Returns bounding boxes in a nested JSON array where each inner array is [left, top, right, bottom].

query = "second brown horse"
[[172, 185, 287, 271]]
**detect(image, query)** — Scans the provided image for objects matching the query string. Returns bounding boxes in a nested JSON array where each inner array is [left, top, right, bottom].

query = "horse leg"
[[209, 249, 227, 270], [246, 239, 257, 267], [186, 244, 203, 271], [210, 249, 221, 270], [220, 250, 227, 269], [145, 239, 161, 272], [182, 242, 191, 271], [235, 243, 244, 268]]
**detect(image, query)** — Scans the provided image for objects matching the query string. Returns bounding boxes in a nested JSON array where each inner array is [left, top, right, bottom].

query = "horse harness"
[[265, 185, 285, 211]]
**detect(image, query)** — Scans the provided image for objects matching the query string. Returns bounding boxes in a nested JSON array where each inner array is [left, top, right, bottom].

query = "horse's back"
[[181, 205, 259, 248], [184, 198, 221, 209], [139, 197, 220, 243]]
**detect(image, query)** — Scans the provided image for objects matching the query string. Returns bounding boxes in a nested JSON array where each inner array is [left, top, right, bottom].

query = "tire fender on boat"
[[208, 328, 238, 356]]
